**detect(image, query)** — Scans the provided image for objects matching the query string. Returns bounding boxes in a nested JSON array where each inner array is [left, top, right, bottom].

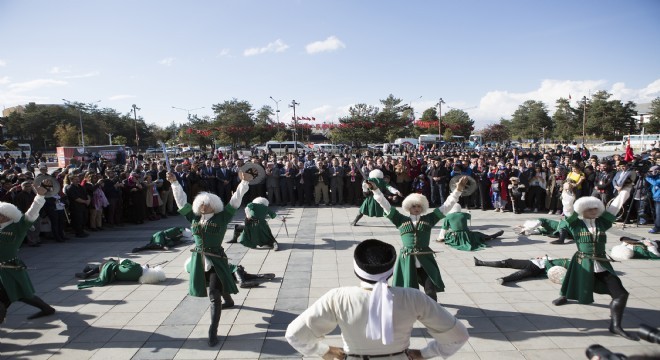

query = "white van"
[[312, 143, 340, 154], [258, 141, 307, 155], [592, 141, 623, 152]]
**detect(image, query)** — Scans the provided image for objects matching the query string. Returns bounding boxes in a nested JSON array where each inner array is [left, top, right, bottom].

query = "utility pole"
[[289, 100, 300, 153], [106, 133, 113, 145], [437, 98, 445, 137], [582, 96, 587, 146], [62, 99, 101, 152], [131, 104, 141, 151]]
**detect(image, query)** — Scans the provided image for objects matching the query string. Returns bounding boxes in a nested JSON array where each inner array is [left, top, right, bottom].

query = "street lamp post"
[[269, 96, 281, 125], [62, 99, 101, 152], [437, 98, 445, 137], [131, 104, 141, 151], [582, 96, 587, 146], [289, 100, 300, 153]]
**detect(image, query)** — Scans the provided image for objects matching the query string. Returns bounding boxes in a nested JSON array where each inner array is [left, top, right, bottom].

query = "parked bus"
[[468, 134, 483, 147], [622, 134, 660, 151]]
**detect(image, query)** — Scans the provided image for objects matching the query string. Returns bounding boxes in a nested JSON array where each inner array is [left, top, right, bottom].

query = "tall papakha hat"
[[573, 196, 605, 218], [353, 239, 397, 284], [0, 202, 23, 223], [369, 169, 384, 179]]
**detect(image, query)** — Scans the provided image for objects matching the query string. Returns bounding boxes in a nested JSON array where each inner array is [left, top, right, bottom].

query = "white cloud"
[[158, 57, 175, 66], [108, 94, 136, 101], [306, 36, 345, 54], [243, 39, 289, 57], [64, 71, 100, 79], [216, 49, 231, 58], [0, 59, 7, 67], [8, 78, 67, 93], [468, 78, 660, 129], [50, 66, 71, 74], [0, 76, 9, 85]]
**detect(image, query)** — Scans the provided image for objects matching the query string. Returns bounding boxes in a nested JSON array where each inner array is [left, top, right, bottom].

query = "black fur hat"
[[353, 239, 397, 283]]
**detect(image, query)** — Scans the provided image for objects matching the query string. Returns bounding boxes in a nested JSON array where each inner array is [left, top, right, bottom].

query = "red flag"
[[312, 117, 316, 121], [624, 135, 634, 162]]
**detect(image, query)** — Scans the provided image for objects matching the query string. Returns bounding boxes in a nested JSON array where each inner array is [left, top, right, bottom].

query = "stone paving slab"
[[0, 206, 659, 359]]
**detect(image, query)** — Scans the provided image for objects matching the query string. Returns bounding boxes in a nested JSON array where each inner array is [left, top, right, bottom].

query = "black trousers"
[[503, 259, 545, 276], [594, 271, 628, 299]]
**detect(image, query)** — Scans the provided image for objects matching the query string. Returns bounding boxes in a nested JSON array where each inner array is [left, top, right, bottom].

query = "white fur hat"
[[401, 193, 429, 214], [369, 169, 384, 179], [139, 266, 166, 284], [192, 192, 224, 215], [522, 219, 542, 232], [610, 244, 634, 261], [0, 202, 23, 223], [182, 228, 192, 239], [252, 197, 269, 206], [547, 266, 567, 284], [573, 196, 605, 218]]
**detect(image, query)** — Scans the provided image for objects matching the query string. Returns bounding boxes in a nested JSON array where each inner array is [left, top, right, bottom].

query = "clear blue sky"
[[1, 0, 659, 131]]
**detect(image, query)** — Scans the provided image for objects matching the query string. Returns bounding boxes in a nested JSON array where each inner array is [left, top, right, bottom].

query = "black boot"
[[221, 293, 234, 309], [75, 266, 100, 279], [497, 269, 534, 285], [208, 297, 222, 346], [0, 302, 6, 324], [423, 278, 437, 302], [609, 294, 639, 341], [550, 230, 568, 245], [484, 230, 504, 241], [474, 257, 508, 267], [226, 224, 244, 243], [351, 213, 363, 226], [552, 296, 567, 306], [236, 265, 275, 281], [21, 296, 56, 319], [234, 267, 259, 288]]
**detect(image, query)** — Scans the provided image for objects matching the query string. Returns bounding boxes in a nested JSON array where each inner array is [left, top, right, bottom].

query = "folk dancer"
[[551, 182, 638, 340], [0, 184, 55, 323], [167, 170, 251, 346], [367, 176, 469, 301], [351, 169, 402, 226], [285, 239, 469, 360], [238, 197, 285, 251]]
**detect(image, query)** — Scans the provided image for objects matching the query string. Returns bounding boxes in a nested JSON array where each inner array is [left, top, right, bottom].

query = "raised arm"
[[228, 171, 252, 209], [25, 185, 47, 223], [167, 172, 188, 209], [438, 176, 468, 215], [606, 184, 632, 215]]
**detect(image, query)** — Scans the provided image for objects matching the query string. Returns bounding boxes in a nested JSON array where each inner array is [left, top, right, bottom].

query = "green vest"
[[239, 203, 278, 248], [0, 215, 37, 302], [77, 259, 143, 289]]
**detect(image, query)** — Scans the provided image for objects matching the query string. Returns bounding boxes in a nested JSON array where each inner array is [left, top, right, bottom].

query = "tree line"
[[1, 93, 658, 151]]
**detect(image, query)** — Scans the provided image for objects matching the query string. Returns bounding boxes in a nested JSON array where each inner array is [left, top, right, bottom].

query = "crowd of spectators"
[[3, 141, 660, 248]]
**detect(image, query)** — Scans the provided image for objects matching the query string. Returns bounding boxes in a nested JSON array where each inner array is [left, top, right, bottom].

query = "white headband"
[[353, 260, 394, 345]]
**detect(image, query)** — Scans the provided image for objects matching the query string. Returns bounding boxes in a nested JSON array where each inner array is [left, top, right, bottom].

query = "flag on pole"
[[624, 134, 634, 162], [569, 94, 572, 100]]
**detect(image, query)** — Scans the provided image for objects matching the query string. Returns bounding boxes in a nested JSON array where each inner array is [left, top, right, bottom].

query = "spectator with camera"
[[645, 165, 660, 233]]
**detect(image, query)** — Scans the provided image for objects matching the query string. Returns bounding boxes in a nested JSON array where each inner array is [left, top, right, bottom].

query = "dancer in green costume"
[[551, 182, 638, 340], [0, 184, 55, 323], [167, 170, 251, 346], [368, 176, 469, 301]]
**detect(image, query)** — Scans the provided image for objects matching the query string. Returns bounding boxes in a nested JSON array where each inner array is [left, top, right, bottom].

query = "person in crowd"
[[367, 176, 469, 301], [0, 183, 55, 323], [646, 165, 660, 234], [285, 239, 469, 360], [313, 159, 330, 206], [264, 161, 281, 206], [328, 157, 344, 205], [64, 173, 90, 237], [507, 177, 526, 214]]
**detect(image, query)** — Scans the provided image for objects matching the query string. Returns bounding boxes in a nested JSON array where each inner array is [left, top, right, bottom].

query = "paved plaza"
[[1, 205, 659, 359]]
